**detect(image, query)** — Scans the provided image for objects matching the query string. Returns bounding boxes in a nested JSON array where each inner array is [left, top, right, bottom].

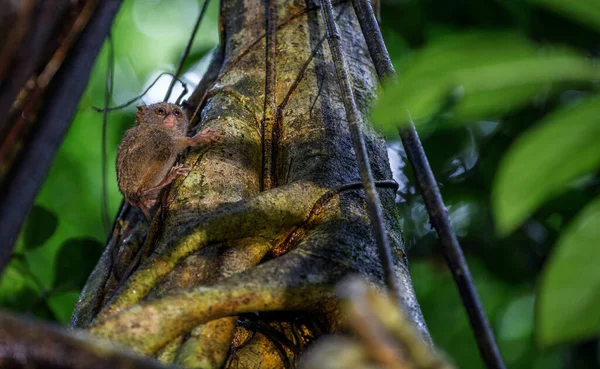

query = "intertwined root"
[[89, 250, 339, 354], [95, 181, 328, 321], [87, 180, 412, 367], [89, 182, 339, 359]]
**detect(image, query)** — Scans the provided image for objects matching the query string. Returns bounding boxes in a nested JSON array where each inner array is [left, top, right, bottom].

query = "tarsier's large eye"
[[155, 107, 166, 115], [173, 109, 182, 117]]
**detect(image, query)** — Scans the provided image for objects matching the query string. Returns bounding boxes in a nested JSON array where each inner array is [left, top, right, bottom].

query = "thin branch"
[[101, 33, 115, 233], [318, 0, 402, 304], [0, 2, 71, 134], [351, 0, 507, 368], [0, 312, 171, 369], [262, 0, 278, 190], [163, 0, 211, 103], [182, 47, 224, 116], [92, 72, 187, 112]]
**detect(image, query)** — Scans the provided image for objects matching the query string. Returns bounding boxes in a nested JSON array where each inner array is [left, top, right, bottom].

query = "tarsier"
[[116, 102, 221, 219]]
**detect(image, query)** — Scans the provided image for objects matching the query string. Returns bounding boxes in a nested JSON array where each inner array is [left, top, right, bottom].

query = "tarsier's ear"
[[135, 105, 147, 124]]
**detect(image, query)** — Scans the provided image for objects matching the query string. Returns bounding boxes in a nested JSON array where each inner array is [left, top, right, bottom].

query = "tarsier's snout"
[[163, 113, 177, 127]]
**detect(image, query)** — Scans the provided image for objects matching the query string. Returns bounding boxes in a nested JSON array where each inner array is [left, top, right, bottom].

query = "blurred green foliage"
[[372, 32, 600, 131], [493, 95, 600, 235], [537, 197, 600, 347], [0, 0, 219, 324], [380, 0, 600, 367], [1, 0, 599, 368]]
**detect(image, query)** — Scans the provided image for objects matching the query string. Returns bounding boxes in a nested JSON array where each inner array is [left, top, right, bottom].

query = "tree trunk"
[[71, 0, 430, 367]]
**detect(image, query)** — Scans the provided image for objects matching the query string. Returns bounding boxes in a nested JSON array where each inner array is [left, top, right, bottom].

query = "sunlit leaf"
[[22, 205, 59, 251], [500, 295, 534, 341], [53, 238, 103, 291], [0, 257, 42, 311], [451, 84, 543, 122], [526, 0, 600, 32], [46, 291, 81, 325], [492, 94, 600, 234], [372, 32, 599, 135], [536, 196, 600, 347]]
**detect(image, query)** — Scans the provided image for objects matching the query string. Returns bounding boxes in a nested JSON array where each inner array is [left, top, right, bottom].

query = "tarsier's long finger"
[[172, 166, 192, 176], [199, 127, 226, 142], [140, 204, 152, 221]]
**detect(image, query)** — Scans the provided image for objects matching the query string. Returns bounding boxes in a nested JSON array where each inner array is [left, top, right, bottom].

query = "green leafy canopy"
[[372, 31, 600, 133], [371, 24, 600, 349], [372, 31, 600, 234], [536, 196, 600, 347], [493, 94, 600, 235]]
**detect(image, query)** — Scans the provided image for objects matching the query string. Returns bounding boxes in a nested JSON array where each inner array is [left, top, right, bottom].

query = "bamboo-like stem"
[[351, 0, 507, 368], [319, 0, 402, 304]]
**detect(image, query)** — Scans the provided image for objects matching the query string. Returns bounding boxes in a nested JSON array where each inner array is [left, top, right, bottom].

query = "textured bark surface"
[[70, 0, 430, 367]]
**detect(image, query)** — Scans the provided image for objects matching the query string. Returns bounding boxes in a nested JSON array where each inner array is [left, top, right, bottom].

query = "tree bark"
[[70, 0, 430, 367]]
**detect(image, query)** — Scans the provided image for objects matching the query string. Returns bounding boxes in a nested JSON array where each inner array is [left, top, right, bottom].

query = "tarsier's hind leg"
[[127, 196, 153, 221], [134, 201, 152, 221], [129, 164, 192, 221], [140, 164, 192, 198], [139, 199, 158, 221]]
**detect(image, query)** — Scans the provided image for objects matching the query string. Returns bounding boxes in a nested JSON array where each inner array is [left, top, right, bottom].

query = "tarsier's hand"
[[170, 163, 192, 177], [193, 127, 225, 144]]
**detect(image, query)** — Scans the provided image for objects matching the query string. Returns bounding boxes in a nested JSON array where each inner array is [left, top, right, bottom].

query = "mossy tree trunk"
[[70, 0, 430, 367]]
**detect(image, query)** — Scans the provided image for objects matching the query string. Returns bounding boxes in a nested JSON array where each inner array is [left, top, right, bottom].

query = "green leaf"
[[499, 295, 535, 341], [0, 257, 42, 311], [536, 196, 600, 347], [46, 291, 81, 325], [492, 94, 600, 234], [526, 0, 600, 32], [22, 205, 59, 251], [371, 32, 599, 135], [53, 238, 103, 291]]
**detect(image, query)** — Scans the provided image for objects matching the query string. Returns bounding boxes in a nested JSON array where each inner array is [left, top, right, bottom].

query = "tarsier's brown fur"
[[116, 102, 221, 219]]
